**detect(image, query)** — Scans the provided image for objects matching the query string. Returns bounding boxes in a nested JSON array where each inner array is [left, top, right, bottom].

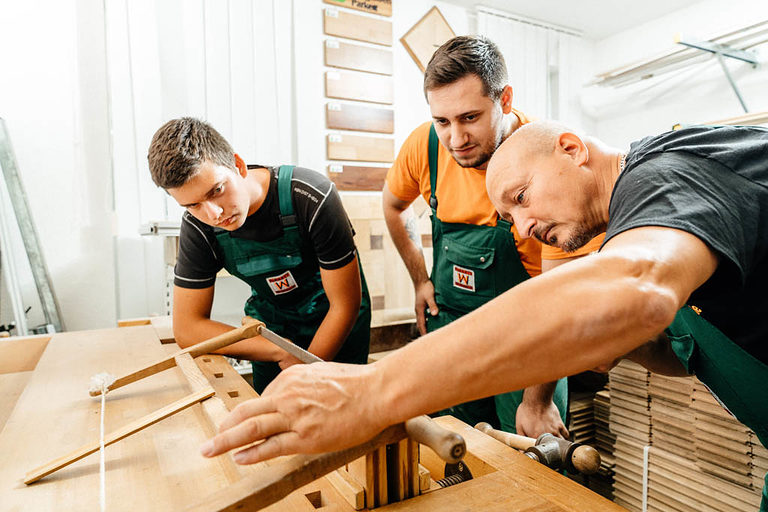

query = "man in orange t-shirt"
[[384, 36, 601, 436]]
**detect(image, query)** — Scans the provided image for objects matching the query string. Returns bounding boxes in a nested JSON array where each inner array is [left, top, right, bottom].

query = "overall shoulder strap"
[[277, 165, 297, 227], [428, 124, 439, 210]]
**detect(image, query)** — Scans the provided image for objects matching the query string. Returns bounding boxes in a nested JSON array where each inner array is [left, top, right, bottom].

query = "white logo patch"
[[453, 265, 475, 292], [266, 270, 298, 295]]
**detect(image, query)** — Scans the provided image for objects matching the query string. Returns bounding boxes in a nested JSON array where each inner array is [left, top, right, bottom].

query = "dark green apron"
[[424, 125, 568, 432], [215, 165, 371, 393], [666, 305, 768, 510]]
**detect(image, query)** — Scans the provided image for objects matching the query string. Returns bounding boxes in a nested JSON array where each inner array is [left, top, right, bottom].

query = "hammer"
[[475, 422, 601, 475]]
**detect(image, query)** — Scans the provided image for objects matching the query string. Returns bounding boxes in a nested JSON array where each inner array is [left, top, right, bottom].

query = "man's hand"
[[200, 362, 388, 464], [515, 383, 569, 439], [414, 279, 438, 335]]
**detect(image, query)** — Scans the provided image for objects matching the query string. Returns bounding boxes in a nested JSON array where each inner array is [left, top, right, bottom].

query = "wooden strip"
[[325, 40, 392, 75], [418, 463, 431, 492], [117, 318, 151, 327], [185, 423, 407, 512], [24, 388, 215, 484], [375, 445, 388, 506], [323, 8, 392, 46], [327, 164, 388, 191], [325, 468, 365, 510], [0, 335, 50, 374], [326, 102, 393, 133], [323, 0, 391, 17], [325, 70, 392, 104], [327, 134, 393, 162]]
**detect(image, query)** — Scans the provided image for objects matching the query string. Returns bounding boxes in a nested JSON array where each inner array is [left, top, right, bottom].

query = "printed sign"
[[267, 270, 298, 295], [453, 265, 475, 292]]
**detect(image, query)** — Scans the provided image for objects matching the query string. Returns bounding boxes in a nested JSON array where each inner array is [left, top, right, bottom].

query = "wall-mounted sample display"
[[327, 133, 394, 162], [326, 102, 394, 133], [323, 0, 391, 17], [327, 164, 388, 191], [325, 40, 393, 75], [323, 8, 392, 46], [325, 70, 393, 104], [400, 6, 455, 72]]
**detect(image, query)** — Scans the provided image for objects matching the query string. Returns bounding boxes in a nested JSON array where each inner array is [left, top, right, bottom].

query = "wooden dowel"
[[25, 388, 215, 484], [89, 320, 264, 396]]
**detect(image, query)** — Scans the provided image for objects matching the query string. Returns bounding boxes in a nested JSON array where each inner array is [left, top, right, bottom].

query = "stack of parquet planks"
[[608, 361, 651, 511], [590, 388, 616, 500]]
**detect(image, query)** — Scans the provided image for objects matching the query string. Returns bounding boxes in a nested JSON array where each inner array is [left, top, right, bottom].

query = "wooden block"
[[323, 0, 391, 17], [400, 6, 455, 72], [325, 70, 393, 104], [323, 7, 392, 46], [325, 468, 365, 510], [327, 133, 394, 162], [326, 102, 393, 133], [117, 317, 151, 327], [149, 316, 175, 344], [0, 335, 50, 374], [325, 40, 392, 75], [418, 463, 431, 492], [327, 164, 388, 191]]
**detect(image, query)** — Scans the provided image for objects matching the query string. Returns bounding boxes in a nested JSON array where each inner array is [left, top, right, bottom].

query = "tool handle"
[[405, 415, 465, 463], [570, 445, 601, 475], [474, 422, 536, 450]]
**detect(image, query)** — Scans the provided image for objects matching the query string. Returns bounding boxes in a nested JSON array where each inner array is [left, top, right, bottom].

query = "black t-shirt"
[[604, 125, 768, 365], [174, 166, 357, 289]]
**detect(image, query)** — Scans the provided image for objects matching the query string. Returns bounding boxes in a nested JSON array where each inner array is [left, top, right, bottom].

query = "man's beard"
[[557, 223, 604, 253], [453, 130, 503, 169]]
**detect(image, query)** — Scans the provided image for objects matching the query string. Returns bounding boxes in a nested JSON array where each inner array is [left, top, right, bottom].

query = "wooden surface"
[[326, 70, 393, 104], [326, 102, 394, 133], [323, 0, 391, 17], [327, 164, 388, 191], [400, 6, 455, 72], [325, 40, 392, 75], [323, 8, 392, 46], [327, 133, 394, 162]]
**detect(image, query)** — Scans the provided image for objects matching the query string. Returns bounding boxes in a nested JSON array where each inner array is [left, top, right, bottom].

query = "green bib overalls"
[[214, 165, 371, 393], [424, 126, 568, 432], [666, 305, 768, 510]]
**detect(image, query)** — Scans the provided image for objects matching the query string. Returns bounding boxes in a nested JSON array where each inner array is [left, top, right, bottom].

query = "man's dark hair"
[[147, 117, 236, 189], [423, 35, 508, 101]]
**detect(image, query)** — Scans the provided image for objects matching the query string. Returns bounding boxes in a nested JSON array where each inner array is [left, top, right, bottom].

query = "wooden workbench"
[[0, 326, 626, 511]]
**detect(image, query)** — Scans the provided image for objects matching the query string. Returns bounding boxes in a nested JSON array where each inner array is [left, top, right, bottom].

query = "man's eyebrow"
[[179, 183, 220, 208]]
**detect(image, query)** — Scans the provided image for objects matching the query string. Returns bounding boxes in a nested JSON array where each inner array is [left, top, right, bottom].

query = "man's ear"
[[500, 85, 513, 114], [557, 132, 588, 166], [234, 153, 248, 177]]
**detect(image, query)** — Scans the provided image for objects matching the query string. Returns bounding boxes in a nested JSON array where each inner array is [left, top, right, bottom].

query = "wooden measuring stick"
[[89, 320, 264, 397], [185, 423, 408, 512], [25, 388, 215, 484]]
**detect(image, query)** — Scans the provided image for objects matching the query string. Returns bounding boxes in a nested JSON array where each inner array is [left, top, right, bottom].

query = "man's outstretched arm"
[[200, 226, 718, 463]]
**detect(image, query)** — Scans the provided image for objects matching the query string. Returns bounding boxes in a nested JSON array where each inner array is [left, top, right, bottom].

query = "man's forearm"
[[307, 303, 358, 361], [383, 202, 430, 285], [522, 381, 558, 406], [372, 252, 680, 426]]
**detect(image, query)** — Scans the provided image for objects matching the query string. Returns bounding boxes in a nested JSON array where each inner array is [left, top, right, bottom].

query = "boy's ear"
[[234, 153, 247, 177]]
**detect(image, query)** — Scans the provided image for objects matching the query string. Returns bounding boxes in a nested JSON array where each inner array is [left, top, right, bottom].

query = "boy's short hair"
[[147, 117, 235, 189], [423, 35, 508, 101]]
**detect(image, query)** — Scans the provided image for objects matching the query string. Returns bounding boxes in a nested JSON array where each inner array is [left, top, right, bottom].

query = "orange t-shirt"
[[386, 111, 599, 276]]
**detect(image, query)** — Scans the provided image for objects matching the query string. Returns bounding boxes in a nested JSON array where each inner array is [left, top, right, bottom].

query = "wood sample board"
[[325, 40, 392, 75], [326, 70, 393, 104], [328, 164, 388, 191], [323, 0, 392, 17], [327, 133, 394, 162], [400, 7, 455, 72], [326, 102, 393, 133], [324, 8, 392, 46]]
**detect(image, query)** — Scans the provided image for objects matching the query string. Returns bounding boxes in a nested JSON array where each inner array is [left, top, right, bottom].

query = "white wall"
[[584, 0, 768, 147]]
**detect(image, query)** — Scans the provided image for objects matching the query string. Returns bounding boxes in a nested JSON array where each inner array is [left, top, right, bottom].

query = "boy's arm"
[[172, 284, 287, 362]]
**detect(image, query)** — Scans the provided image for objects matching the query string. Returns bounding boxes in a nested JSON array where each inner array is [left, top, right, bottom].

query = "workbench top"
[[0, 326, 626, 511]]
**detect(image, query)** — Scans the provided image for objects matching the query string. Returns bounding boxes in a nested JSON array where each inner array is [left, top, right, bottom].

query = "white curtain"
[[476, 8, 586, 127]]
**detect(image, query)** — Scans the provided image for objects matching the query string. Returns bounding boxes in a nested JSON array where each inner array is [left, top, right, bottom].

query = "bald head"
[[485, 120, 608, 252]]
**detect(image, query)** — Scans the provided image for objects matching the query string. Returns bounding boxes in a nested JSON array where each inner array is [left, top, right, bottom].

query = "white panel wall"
[[584, 0, 768, 148]]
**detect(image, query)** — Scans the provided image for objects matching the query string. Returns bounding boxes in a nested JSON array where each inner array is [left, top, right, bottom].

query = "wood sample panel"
[[327, 134, 394, 162], [328, 164, 388, 191], [324, 8, 392, 46], [326, 102, 393, 133], [326, 70, 393, 104], [400, 7, 455, 72], [325, 40, 392, 75], [323, 0, 391, 17]]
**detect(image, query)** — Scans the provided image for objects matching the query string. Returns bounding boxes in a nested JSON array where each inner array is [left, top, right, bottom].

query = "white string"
[[89, 372, 116, 512]]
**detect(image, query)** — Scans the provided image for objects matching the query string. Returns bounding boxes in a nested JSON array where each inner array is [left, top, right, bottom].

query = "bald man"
[[200, 121, 768, 509]]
